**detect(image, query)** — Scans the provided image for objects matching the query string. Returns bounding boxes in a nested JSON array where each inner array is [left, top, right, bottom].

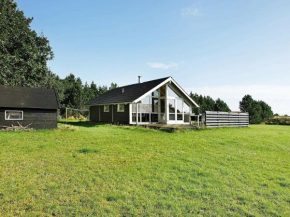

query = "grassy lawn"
[[0, 123, 289, 216]]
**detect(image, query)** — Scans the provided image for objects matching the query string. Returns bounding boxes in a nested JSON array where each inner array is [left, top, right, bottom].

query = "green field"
[[0, 123, 289, 216]]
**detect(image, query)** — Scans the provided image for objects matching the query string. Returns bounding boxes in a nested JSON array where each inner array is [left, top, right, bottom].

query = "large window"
[[168, 86, 180, 98], [160, 85, 166, 97], [168, 99, 175, 120], [151, 98, 158, 113], [104, 105, 109, 112], [117, 104, 125, 112], [177, 99, 183, 120], [184, 102, 190, 122], [5, 110, 23, 120]]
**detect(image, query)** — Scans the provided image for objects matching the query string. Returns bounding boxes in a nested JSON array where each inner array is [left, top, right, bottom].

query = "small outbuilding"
[[0, 85, 60, 129], [86, 76, 199, 125]]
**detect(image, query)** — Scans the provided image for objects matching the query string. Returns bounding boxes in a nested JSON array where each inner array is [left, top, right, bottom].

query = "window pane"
[[160, 99, 165, 113], [132, 104, 137, 112], [160, 85, 166, 97], [184, 114, 190, 122], [141, 113, 149, 122], [169, 114, 175, 120], [6, 111, 22, 120], [140, 96, 151, 113], [118, 104, 124, 112], [168, 86, 180, 98], [152, 99, 158, 113], [132, 113, 136, 122], [168, 99, 175, 113], [160, 113, 165, 121], [152, 90, 159, 97], [184, 102, 190, 114], [151, 114, 158, 122], [177, 114, 183, 120], [177, 99, 182, 113], [141, 96, 150, 104]]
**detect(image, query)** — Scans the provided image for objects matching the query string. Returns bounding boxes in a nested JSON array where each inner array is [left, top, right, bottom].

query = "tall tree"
[[0, 0, 54, 87], [240, 95, 273, 124], [62, 74, 84, 109], [239, 94, 254, 113], [249, 101, 263, 124], [214, 98, 231, 112], [258, 100, 274, 121]]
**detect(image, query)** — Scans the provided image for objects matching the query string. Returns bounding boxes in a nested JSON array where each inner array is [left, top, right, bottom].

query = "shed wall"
[[0, 108, 57, 129]]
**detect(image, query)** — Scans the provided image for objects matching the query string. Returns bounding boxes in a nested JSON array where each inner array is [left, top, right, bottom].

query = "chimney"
[[138, 76, 142, 83]]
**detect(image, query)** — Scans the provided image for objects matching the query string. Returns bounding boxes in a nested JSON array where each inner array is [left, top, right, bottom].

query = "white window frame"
[[5, 110, 23, 120], [117, 104, 125, 112], [104, 105, 110, 112]]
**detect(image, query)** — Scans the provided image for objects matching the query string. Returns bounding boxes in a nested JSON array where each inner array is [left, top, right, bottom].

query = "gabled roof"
[[86, 77, 170, 105], [0, 85, 60, 109], [87, 77, 199, 107]]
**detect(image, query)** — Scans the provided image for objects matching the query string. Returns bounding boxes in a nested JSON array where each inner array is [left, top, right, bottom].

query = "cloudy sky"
[[17, 0, 290, 115]]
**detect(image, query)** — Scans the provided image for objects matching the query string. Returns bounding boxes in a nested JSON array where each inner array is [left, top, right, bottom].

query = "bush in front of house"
[[265, 117, 290, 125]]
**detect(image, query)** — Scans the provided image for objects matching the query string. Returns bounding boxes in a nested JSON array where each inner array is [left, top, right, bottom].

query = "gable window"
[[5, 110, 23, 120], [104, 105, 110, 112], [117, 104, 125, 112], [168, 86, 181, 98]]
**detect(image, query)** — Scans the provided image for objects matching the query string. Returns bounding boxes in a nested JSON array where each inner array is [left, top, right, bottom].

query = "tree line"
[[189, 93, 231, 114], [239, 95, 273, 124]]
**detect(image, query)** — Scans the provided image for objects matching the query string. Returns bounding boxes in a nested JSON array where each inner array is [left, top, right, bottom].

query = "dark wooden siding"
[[90, 104, 129, 124], [113, 104, 129, 124], [0, 108, 57, 129], [90, 106, 100, 122]]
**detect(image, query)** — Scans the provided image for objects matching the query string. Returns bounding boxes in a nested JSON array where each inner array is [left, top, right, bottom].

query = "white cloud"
[[181, 8, 202, 17], [147, 62, 178, 70], [187, 85, 290, 115]]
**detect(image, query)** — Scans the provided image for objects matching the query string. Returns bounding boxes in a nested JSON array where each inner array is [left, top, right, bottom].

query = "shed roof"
[[0, 85, 60, 109], [86, 77, 170, 105]]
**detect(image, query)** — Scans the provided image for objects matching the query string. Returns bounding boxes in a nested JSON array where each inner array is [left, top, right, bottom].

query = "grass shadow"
[[58, 121, 102, 128]]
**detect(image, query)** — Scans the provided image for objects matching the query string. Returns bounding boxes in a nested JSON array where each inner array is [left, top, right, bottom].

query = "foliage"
[[239, 95, 273, 124], [0, 0, 54, 87], [0, 123, 289, 216], [109, 82, 118, 90], [265, 116, 290, 125], [258, 100, 274, 121], [0, 0, 115, 113], [190, 93, 231, 114], [214, 98, 231, 112]]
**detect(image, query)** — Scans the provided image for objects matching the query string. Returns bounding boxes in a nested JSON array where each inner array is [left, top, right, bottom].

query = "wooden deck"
[[140, 124, 195, 132]]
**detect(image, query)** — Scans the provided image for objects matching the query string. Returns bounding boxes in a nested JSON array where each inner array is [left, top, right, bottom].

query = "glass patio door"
[[168, 98, 184, 123]]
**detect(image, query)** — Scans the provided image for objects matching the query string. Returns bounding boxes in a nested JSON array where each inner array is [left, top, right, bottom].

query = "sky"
[[16, 0, 290, 115]]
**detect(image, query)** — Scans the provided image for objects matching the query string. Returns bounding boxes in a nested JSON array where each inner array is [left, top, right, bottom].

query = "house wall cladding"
[[0, 108, 57, 129], [204, 111, 249, 128], [90, 104, 129, 124]]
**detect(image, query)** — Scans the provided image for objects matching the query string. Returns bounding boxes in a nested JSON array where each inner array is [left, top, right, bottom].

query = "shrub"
[[68, 116, 75, 120], [265, 117, 290, 125]]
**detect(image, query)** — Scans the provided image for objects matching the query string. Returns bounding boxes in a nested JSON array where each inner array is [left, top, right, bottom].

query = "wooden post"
[[197, 108, 200, 126], [112, 104, 114, 123], [136, 103, 139, 125], [66, 108, 68, 120]]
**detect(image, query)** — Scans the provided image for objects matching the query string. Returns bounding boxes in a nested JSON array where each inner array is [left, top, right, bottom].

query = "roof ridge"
[[0, 84, 55, 91], [110, 76, 171, 90]]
